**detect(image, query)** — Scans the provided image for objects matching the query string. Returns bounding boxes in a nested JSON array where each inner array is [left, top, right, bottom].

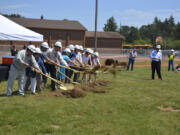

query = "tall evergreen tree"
[[103, 16, 118, 32]]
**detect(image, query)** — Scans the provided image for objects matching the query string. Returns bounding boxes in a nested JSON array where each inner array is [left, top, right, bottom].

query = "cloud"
[[111, 8, 180, 27]]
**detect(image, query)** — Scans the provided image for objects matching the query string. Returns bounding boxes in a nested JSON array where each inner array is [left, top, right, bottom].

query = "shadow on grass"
[[0, 90, 19, 97]]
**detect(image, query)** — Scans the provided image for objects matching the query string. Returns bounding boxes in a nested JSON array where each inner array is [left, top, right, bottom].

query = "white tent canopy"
[[0, 15, 43, 42]]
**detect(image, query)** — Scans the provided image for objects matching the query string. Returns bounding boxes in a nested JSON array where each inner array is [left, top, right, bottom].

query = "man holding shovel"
[[6, 45, 40, 96], [46, 41, 68, 90]]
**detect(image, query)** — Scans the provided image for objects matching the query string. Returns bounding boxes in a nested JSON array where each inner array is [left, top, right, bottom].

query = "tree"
[[174, 22, 180, 39], [40, 15, 44, 19], [103, 16, 118, 32], [119, 26, 139, 44], [2, 13, 24, 18]]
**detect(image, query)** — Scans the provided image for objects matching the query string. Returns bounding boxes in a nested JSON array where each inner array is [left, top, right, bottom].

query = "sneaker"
[[158, 78, 162, 80], [19, 94, 25, 97]]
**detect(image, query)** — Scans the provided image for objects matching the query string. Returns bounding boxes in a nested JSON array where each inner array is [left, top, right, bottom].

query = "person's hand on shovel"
[[23, 62, 29, 67]]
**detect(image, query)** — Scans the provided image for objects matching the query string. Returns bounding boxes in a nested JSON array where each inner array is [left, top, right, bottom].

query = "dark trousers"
[[151, 61, 162, 79], [65, 69, 73, 83], [49, 64, 56, 90], [168, 60, 174, 71], [65, 67, 79, 83], [42, 63, 50, 85], [127, 58, 135, 71]]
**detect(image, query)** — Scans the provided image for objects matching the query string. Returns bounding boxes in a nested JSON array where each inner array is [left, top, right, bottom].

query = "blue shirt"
[[61, 54, 70, 65], [36, 57, 47, 74], [69, 52, 76, 60], [150, 50, 162, 62], [40, 53, 48, 61]]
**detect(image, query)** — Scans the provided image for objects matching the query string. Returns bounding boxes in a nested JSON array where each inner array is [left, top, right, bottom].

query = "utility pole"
[[94, 0, 98, 51]]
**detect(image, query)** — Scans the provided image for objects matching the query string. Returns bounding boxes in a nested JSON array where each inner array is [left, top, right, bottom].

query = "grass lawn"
[[0, 65, 180, 135]]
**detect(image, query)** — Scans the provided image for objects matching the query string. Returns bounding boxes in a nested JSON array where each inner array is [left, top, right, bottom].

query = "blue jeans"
[[127, 58, 135, 71], [168, 60, 174, 71]]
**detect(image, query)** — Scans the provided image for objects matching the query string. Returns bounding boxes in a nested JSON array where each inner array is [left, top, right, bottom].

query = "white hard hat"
[[79, 45, 84, 51], [74, 45, 80, 50], [89, 49, 94, 54], [67, 44, 74, 51], [86, 48, 91, 53], [156, 45, 161, 49], [94, 52, 99, 57], [86, 48, 93, 54], [171, 49, 174, 52], [64, 48, 71, 53], [27, 45, 36, 53], [35, 48, 42, 54], [41, 42, 49, 49], [54, 41, 62, 48]]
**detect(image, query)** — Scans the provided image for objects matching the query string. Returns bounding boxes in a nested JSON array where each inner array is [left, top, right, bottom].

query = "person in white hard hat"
[[24, 48, 47, 94], [82, 48, 93, 82], [92, 51, 101, 81], [168, 49, 175, 71], [40, 42, 50, 88], [73, 45, 84, 82], [67, 44, 74, 52], [46, 41, 68, 90], [150, 45, 162, 80], [6, 45, 40, 96], [57, 48, 77, 82], [66, 45, 84, 83]]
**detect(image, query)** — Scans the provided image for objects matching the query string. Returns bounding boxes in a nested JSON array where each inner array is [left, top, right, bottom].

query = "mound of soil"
[[61, 88, 86, 98], [105, 59, 115, 66], [75, 80, 109, 93], [38, 80, 109, 98]]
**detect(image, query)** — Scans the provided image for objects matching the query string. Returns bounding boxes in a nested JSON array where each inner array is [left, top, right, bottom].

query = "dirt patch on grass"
[[76, 80, 109, 93], [38, 80, 109, 98], [157, 106, 180, 112], [61, 88, 86, 98], [51, 124, 60, 129]]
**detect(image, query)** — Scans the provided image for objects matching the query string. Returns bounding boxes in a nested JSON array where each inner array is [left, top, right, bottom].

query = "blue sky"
[[1, 0, 180, 31]]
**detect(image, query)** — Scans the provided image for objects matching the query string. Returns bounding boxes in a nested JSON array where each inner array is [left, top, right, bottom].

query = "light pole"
[[94, 0, 98, 51]]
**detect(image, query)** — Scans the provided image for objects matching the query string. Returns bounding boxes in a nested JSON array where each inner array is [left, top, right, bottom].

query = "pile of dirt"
[[157, 106, 180, 112], [105, 59, 127, 68], [105, 59, 115, 66], [116, 61, 127, 68], [61, 88, 86, 98], [38, 80, 109, 98], [75, 80, 109, 93]]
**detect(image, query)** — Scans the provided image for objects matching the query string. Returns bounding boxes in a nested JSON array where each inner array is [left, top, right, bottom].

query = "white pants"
[[24, 73, 42, 93], [24, 76, 36, 93], [6, 65, 25, 96]]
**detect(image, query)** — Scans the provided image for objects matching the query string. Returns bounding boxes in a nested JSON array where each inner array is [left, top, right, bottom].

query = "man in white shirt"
[[46, 41, 68, 90], [6, 45, 40, 96], [150, 45, 162, 80]]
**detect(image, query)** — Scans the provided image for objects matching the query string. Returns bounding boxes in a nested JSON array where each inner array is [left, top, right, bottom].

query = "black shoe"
[[52, 88, 56, 91]]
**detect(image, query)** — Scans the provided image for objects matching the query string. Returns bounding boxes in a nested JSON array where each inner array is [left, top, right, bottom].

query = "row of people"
[[6, 41, 101, 96]]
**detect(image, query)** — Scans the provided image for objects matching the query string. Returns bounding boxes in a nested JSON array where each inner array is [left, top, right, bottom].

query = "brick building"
[[85, 31, 124, 48]]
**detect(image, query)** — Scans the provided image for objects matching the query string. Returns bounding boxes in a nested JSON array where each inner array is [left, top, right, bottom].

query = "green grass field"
[[0, 65, 180, 135]]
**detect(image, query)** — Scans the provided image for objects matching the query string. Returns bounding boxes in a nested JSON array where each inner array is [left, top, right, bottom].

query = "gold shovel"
[[31, 67, 73, 90]]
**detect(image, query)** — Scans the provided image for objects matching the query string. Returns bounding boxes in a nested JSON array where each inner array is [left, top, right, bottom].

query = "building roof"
[[8, 17, 87, 31], [85, 31, 124, 39]]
